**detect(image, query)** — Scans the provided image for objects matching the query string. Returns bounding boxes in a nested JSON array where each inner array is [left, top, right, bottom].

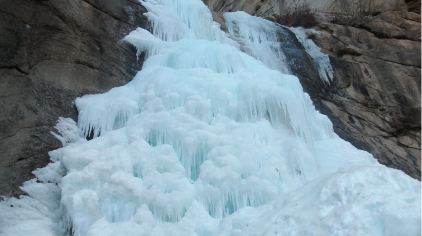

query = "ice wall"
[[0, 0, 420, 236]]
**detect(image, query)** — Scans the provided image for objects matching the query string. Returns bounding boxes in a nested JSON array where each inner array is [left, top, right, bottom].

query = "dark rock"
[[0, 0, 148, 196], [405, 0, 421, 13], [275, 27, 327, 95]]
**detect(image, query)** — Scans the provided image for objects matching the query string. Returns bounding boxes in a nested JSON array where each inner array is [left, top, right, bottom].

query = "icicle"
[[290, 27, 334, 83], [75, 86, 140, 138], [224, 11, 291, 73]]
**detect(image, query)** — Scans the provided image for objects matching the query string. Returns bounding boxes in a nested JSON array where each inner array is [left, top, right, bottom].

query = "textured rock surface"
[[204, 0, 409, 19], [406, 0, 421, 13], [0, 0, 147, 196], [206, 0, 421, 179], [309, 11, 421, 179]]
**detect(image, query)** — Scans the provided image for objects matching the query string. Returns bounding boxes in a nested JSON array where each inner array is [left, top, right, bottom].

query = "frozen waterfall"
[[0, 0, 420, 236]]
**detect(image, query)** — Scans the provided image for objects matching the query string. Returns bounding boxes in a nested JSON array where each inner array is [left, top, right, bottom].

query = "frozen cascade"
[[0, 0, 420, 236], [224, 12, 291, 73], [290, 27, 334, 83]]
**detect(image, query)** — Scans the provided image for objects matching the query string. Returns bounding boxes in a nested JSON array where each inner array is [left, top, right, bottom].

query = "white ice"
[[290, 27, 334, 83], [224, 11, 291, 73], [0, 0, 420, 236]]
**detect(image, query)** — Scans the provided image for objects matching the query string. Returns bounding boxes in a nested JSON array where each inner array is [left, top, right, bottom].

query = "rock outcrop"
[[0, 0, 147, 196], [206, 0, 421, 179]]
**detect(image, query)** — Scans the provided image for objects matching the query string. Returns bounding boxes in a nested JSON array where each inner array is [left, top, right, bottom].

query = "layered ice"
[[0, 0, 420, 236]]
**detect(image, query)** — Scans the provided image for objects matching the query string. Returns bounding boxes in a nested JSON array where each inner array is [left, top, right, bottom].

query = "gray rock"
[[0, 0, 147, 196], [309, 14, 421, 179]]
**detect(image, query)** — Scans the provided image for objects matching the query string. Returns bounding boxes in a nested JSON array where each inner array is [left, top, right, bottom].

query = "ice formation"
[[290, 27, 334, 83], [0, 0, 420, 235], [224, 12, 290, 73]]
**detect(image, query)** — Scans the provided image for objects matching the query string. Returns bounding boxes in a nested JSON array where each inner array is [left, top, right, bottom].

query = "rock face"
[[204, 0, 408, 19], [305, 11, 421, 179], [0, 0, 147, 196], [406, 0, 421, 13], [206, 0, 421, 179]]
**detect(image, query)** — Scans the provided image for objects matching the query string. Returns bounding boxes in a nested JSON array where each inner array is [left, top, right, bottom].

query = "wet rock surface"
[[0, 0, 147, 196]]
